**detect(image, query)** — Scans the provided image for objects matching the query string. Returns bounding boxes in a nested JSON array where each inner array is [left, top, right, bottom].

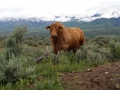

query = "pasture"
[[0, 27, 120, 90]]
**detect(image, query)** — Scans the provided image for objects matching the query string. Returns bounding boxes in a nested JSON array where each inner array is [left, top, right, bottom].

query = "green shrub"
[[0, 26, 35, 86], [76, 42, 112, 65], [93, 36, 109, 47], [109, 41, 120, 61], [23, 36, 50, 46], [0, 54, 35, 85], [4, 26, 26, 60]]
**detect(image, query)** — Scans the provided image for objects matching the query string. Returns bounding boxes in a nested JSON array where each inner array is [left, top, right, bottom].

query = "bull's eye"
[[46, 26, 50, 30], [58, 26, 62, 31]]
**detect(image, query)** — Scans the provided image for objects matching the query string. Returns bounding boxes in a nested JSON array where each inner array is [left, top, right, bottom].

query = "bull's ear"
[[46, 26, 50, 30], [59, 26, 63, 31]]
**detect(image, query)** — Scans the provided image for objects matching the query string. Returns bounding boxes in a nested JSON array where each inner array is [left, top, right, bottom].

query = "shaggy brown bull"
[[46, 22, 84, 54]]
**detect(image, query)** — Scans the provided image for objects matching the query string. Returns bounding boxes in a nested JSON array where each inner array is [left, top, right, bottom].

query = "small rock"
[[87, 69, 91, 72], [60, 73, 64, 76], [105, 72, 109, 74]]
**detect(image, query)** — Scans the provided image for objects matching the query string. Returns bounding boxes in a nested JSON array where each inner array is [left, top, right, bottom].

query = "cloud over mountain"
[[0, 0, 120, 19]]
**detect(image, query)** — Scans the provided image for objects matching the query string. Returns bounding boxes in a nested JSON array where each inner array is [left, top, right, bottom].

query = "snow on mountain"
[[97, 8, 120, 18], [0, 8, 120, 22], [75, 8, 120, 22]]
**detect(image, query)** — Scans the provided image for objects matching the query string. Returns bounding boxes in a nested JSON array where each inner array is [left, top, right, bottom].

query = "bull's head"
[[46, 23, 63, 38]]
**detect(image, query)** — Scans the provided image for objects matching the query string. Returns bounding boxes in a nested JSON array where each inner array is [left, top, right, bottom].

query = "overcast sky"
[[0, 0, 120, 18]]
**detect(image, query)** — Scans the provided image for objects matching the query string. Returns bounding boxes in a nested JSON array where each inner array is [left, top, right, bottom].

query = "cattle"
[[46, 22, 84, 54]]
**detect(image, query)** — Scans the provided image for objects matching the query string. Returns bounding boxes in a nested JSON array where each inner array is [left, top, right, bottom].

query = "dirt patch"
[[59, 61, 120, 90]]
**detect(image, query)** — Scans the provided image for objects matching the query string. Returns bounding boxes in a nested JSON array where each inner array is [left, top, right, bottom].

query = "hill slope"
[[0, 17, 120, 37]]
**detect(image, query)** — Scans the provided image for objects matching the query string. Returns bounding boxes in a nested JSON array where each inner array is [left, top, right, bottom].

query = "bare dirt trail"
[[59, 61, 120, 90]]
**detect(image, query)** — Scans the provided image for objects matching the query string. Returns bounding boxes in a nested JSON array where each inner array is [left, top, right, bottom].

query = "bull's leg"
[[73, 49, 77, 54], [53, 47, 58, 54], [54, 49, 58, 54], [79, 38, 84, 46]]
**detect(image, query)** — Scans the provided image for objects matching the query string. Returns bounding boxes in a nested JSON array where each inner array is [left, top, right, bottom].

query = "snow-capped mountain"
[[71, 8, 120, 22], [0, 8, 120, 37], [0, 8, 120, 22]]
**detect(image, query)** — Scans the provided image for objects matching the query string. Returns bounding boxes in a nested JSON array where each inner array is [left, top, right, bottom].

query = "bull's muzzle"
[[51, 33, 57, 38]]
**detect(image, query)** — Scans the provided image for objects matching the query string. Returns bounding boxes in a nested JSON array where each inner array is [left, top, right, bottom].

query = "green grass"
[[0, 51, 93, 90]]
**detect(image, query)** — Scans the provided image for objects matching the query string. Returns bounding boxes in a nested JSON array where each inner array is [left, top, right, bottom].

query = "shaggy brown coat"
[[46, 22, 84, 54]]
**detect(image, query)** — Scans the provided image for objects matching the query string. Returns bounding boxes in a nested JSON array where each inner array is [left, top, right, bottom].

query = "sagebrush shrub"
[[76, 41, 112, 65], [0, 54, 35, 85], [0, 27, 35, 85], [5, 26, 26, 60], [109, 41, 120, 61]]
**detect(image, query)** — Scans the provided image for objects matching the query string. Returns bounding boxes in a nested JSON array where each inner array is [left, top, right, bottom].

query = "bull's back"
[[67, 28, 81, 42], [65, 28, 77, 47], [67, 27, 84, 48]]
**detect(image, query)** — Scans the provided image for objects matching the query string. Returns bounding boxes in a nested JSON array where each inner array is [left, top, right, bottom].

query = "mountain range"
[[0, 9, 120, 37]]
